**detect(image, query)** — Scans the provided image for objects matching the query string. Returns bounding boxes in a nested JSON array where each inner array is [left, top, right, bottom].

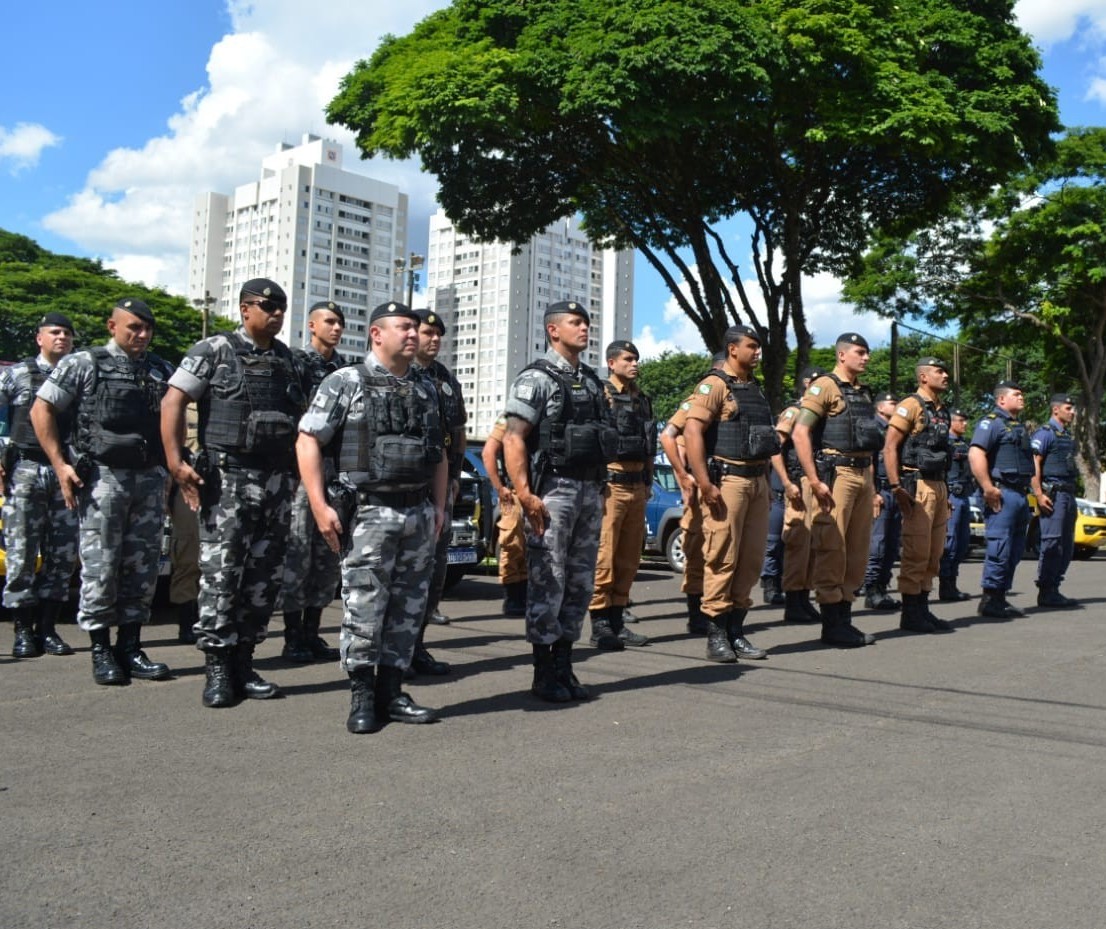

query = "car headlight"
[[1078, 503, 1096, 516]]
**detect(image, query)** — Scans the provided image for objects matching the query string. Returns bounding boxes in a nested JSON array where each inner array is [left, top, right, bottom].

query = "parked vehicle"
[[644, 462, 685, 572], [443, 464, 489, 591], [969, 492, 1106, 560]]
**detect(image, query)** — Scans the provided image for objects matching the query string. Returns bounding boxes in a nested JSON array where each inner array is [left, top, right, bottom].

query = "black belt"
[[996, 478, 1030, 493], [549, 465, 605, 481], [908, 469, 948, 481], [14, 447, 51, 465], [821, 454, 872, 469], [211, 450, 293, 471], [1043, 481, 1077, 494], [716, 461, 769, 479], [356, 488, 429, 508], [606, 471, 650, 485]]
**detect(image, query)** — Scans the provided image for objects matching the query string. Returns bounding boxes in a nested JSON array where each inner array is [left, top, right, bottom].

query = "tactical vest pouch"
[[853, 418, 884, 453], [371, 435, 429, 484], [91, 432, 151, 469], [747, 425, 782, 460], [561, 423, 614, 465], [243, 411, 296, 455], [911, 446, 949, 474], [598, 424, 620, 462]]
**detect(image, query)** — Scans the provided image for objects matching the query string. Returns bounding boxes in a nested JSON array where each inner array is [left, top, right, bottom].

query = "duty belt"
[[549, 464, 606, 481], [606, 471, 650, 485], [715, 460, 769, 479], [356, 487, 430, 508], [996, 477, 1030, 493], [1044, 480, 1077, 494], [14, 447, 51, 465], [210, 450, 293, 472], [948, 482, 969, 497], [820, 454, 872, 469]]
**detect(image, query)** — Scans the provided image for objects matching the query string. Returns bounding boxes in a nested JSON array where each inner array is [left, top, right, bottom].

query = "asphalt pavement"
[[2, 553, 1105, 929]]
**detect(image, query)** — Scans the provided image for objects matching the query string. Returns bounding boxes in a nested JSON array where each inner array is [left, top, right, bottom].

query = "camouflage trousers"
[[524, 477, 603, 644], [280, 482, 342, 612], [1, 459, 79, 609], [340, 498, 436, 673], [195, 467, 293, 650], [76, 464, 167, 631]]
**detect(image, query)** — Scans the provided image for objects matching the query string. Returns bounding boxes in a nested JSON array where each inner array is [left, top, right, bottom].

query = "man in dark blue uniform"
[[969, 381, 1033, 618], [938, 409, 974, 602], [863, 392, 901, 611], [1031, 393, 1081, 608]]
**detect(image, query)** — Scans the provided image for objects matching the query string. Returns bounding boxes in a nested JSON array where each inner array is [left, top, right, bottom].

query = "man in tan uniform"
[[882, 357, 955, 634], [792, 333, 883, 647], [684, 326, 779, 663], [482, 413, 528, 617]]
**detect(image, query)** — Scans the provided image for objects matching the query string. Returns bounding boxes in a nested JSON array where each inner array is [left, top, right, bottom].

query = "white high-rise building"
[[425, 210, 634, 438], [188, 134, 408, 354]]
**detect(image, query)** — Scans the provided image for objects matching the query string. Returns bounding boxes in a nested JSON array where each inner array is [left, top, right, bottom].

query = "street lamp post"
[[191, 289, 216, 340], [394, 253, 425, 307]]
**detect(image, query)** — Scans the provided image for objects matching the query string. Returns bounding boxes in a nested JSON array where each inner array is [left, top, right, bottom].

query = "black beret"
[[723, 324, 760, 346], [1050, 392, 1077, 406], [415, 308, 446, 334], [309, 300, 344, 324], [800, 366, 824, 382], [836, 332, 870, 350], [114, 298, 154, 325], [240, 278, 287, 304], [876, 392, 896, 404], [606, 340, 639, 360], [917, 356, 948, 371], [38, 312, 73, 331], [370, 302, 420, 325], [950, 408, 969, 419], [544, 300, 590, 323], [995, 380, 1021, 393]]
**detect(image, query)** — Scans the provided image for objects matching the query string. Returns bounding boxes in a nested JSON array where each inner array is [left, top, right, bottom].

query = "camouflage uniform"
[[297, 356, 443, 673], [169, 328, 303, 651], [37, 342, 172, 632]]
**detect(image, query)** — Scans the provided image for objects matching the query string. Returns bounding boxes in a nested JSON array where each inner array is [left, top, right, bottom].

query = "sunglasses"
[[244, 299, 286, 313]]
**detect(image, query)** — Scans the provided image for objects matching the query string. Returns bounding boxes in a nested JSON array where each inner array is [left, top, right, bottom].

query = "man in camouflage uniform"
[[1, 312, 79, 659], [32, 299, 174, 685], [504, 300, 615, 703], [280, 300, 348, 663], [483, 414, 528, 617], [882, 358, 955, 634], [588, 340, 654, 650], [297, 301, 447, 733], [409, 307, 468, 676], [161, 279, 306, 708]]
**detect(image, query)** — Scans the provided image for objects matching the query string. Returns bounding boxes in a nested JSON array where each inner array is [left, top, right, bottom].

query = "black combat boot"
[[705, 613, 737, 663], [864, 583, 900, 612], [977, 589, 1022, 619], [531, 643, 572, 703], [176, 600, 198, 644], [36, 600, 74, 655], [899, 593, 938, 634], [727, 609, 767, 659], [1037, 586, 1079, 609], [503, 580, 528, 617], [761, 575, 786, 605], [346, 667, 381, 733], [919, 591, 954, 631], [280, 610, 313, 663], [89, 628, 126, 685], [783, 590, 819, 624], [686, 594, 709, 635], [610, 605, 648, 647], [551, 639, 590, 700], [589, 609, 624, 651], [302, 607, 340, 661], [938, 576, 971, 602], [408, 618, 450, 677], [11, 608, 41, 658], [820, 601, 875, 648], [232, 641, 281, 699], [201, 651, 236, 708], [375, 664, 437, 723], [115, 624, 171, 680]]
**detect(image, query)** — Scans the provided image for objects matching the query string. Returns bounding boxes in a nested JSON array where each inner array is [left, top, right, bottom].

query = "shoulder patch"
[[979, 420, 991, 430], [516, 382, 535, 401], [896, 405, 909, 418], [809, 385, 822, 396], [680, 401, 691, 411], [783, 409, 795, 420], [698, 384, 711, 394]]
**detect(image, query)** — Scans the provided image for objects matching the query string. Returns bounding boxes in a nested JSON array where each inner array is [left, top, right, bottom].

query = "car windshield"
[[655, 464, 679, 494]]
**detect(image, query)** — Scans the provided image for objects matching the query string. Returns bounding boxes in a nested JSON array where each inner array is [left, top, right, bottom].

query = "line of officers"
[[1, 290, 1084, 728]]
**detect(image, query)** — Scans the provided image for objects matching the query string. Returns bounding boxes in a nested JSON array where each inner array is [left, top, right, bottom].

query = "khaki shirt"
[[800, 374, 854, 457], [888, 392, 944, 471]]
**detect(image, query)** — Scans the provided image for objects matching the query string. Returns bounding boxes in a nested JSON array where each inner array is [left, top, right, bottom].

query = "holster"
[[815, 457, 837, 492]]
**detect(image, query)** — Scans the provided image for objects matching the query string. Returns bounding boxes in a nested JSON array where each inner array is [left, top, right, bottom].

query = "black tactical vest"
[[985, 411, 1034, 482], [199, 337, 305, 463], [814, 374, 883, 454], [1040, 423, 1078, 481], [295, 347, 346, 402], [947, 433, 972, 491], [9, 359, 73, 453], [604, 379, 655, 463], [424, 360, 466, 478], [74, 348, 168, 469], [525, 359, 618, 473], [335, 366, 443, 489], [901, 394, 951, 477], [702, 371, 780, 461]]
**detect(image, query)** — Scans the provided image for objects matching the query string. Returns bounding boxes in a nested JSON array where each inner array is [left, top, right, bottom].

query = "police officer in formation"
[[482, 414, 528, 617], [32, 299, 174, 685], [862, 392, 903, 612], [1031, 393, 1081, 609], [161, 279, 306, 707], [280, 300, 347, 664], [881, 358, 955, 634], [296, 301, 446, 734], [1, 313, 79, 658], [683, 325, 780, 662], [588, 340, 654, 651], [773, 366, 824, 625], [503, 300, 615, 702], [938, 409, 974, 602], [791, 333, 883, 647], [410, 308, 468, 675], [969, 381, 1034, 619]]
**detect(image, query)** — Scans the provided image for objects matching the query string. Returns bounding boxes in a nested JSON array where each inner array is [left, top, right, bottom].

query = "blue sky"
[[2, 1, 1105, 357]]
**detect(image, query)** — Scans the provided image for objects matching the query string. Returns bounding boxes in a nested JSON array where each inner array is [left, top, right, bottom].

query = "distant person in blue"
[[1030, 393, 1081, 609], [862, 392, 902, 612], [937, 409, 974, 602], [968, 381, 1034, 619]]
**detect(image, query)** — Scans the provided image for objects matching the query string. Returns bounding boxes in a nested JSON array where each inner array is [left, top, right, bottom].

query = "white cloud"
[[1088, 75, 1106, 105], [41, 0, 450, 292], [0, 122, 61, 173], [1015, 0, 1106, 45]]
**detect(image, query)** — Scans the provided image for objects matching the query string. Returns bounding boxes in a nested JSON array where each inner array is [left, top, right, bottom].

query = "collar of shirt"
[[104, 339, 142, 362], [1048, 416, 1066, 433], [544, 348, 579, 375], [606, 371, 635, 394]]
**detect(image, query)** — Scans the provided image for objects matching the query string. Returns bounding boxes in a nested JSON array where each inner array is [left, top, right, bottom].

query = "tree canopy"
[[0, 229, 233, 365], [328, 0, 1058, 408]]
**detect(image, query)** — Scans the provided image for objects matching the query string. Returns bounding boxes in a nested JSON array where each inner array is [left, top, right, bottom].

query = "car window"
[[655, 465, 679, 494]]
